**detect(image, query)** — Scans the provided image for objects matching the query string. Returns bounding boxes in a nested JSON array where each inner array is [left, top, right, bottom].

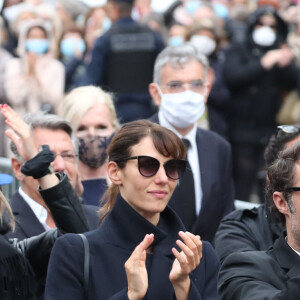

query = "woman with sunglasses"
[[45, 120, 220, 299]]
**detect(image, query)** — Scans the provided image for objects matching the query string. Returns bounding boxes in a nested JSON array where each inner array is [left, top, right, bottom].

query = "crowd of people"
[[1, 0, 300, 299]]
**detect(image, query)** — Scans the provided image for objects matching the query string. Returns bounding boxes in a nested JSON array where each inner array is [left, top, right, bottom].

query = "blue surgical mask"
[[60, 38, 86, 58], [26, 39, 49, 55], [213, 3, 228, 19], [184, 0, 201, 15], [168, 35, 184, 46]]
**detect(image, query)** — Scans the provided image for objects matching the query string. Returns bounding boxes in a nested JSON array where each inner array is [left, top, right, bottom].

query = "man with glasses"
[[218, 140, 300, 299], [215, 125, 300, 263], [148, 43, 235, 242], [6, 112, 99, 240]]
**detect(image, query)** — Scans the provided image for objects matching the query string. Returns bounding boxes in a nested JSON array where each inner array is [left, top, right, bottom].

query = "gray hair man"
[[148, 43, 235, 242], [7, 112, 98, 240]]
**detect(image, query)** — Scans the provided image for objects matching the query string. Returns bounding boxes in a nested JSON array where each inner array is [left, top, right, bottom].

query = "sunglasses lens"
[[165, 159, 187, 179], [138, 156, 159, 177]]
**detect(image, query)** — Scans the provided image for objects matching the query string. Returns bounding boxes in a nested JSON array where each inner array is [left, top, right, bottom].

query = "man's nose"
[[51, 154, 66, 173]]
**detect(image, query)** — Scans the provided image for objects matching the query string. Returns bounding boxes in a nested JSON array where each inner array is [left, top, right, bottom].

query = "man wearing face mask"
[[149, 43, 235, 243], [223, 5, 299, 203]]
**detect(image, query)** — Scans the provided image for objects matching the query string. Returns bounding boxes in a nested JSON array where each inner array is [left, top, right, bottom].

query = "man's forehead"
[[161, 60, 206, 81], [33, 127, 74, 152]]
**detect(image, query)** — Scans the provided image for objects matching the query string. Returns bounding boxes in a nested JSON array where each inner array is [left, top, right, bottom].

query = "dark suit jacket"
[[218, 235, 300, 300], [45, 195, 220, 299], [149, 113, 235, 242], [6, 191, 99, 240]]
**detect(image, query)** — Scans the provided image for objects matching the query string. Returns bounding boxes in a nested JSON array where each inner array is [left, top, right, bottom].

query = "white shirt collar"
[[158, 110, 197, 143], [19, 187, 51, 231]]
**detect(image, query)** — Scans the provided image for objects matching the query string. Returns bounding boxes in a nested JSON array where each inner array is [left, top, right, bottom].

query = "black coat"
[[214, 204, 282, 263], [1, 173, 91, 299], [45, 195, 220, 299], [224, 6, 298, 145], [218, 235, 300, 299], [6, 175, 99, 240]]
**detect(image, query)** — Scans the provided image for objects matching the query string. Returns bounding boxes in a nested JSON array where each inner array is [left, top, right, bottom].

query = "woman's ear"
[[273, 191, 290, 216], [107, 161, 122, 185]]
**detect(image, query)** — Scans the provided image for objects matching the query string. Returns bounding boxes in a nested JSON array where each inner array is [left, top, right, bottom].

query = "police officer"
[[80, 0, 165, 123]]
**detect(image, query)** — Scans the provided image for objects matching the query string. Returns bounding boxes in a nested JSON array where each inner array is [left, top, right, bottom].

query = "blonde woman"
[[60, 85, 119, 206]]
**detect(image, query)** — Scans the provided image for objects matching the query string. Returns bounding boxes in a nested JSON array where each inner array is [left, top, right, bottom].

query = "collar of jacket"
[[268, 234, 300, 278], [100, 194, 185, 256]]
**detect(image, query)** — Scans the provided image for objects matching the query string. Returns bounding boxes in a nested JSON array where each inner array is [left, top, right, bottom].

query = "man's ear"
[[273, 191, 290, 216], [11, 157, 24, 182], [107, 161, 122, 185], [149, 83, 161, 107]]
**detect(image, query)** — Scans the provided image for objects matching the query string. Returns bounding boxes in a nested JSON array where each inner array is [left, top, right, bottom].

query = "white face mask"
[[189, 35, 216, 56], [252, 26, 276, 47], [157, 85, 206, 128]]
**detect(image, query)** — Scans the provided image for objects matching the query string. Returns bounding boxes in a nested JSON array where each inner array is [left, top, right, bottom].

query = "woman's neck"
[[78, 161, 107, 180]]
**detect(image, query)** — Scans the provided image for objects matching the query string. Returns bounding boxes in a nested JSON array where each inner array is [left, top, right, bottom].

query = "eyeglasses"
[[164, 79, 205, 94], [115, 155, 187, 180], [286, 187, 300, 192], [53, 152, 78, 163], [276, 125, 300, 138]]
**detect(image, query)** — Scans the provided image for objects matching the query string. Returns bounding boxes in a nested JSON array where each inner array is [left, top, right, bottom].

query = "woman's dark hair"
[[99, 120, 186, 222], [266, 141, 300, 227]]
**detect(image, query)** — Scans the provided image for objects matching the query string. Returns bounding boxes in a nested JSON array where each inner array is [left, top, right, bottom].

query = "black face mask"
[[78, 134, 113, 169]]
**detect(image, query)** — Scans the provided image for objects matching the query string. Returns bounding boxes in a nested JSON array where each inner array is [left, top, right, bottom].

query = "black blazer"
[[45, 195, 220, 299], [218, 235, 300, 299], [149, 113, 235, 242], [6, 191, 99, 240]]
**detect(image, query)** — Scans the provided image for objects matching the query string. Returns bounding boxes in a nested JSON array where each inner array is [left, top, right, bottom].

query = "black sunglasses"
[[115, 155, 187, 180], [286, 187, 300, 192]]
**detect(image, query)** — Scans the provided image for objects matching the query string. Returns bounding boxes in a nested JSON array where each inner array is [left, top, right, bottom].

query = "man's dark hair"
[[265, 141, 300, 226], [264, 126, 300, 167], [109, 0, 133, 17]]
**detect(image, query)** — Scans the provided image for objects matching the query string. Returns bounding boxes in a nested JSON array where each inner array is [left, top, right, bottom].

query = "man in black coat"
[[218, 141, 300, 299], [215, 125, 300, 262], [6, 112, 98, 240], [148, 43, 235, 242]]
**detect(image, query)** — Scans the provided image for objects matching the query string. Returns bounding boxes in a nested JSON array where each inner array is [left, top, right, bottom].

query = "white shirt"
[[158, 110, 202, 215], [19, 187, 51, 231]]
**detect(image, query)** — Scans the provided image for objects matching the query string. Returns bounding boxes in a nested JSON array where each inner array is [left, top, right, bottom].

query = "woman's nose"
[[154, 165, 169, 184]]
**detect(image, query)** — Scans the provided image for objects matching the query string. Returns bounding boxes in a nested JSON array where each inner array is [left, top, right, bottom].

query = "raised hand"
[[169, 231, 202, 300], [0, 104, 38, 161], [125, 233, 154, 300]]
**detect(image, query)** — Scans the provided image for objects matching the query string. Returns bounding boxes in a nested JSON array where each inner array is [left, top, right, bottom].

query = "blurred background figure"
[[84, 5, 111, 63], [4, 19, 65, 117], [60, 85, 119, 206], [186, 17, 231, 139], [0, 16, 13, 157], [79, 0, 165, 124], [223, 5, 298, 202], [59, 22, 86, 92]]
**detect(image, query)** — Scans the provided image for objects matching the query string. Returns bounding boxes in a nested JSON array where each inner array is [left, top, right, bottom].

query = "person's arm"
[[0, 105, 90, 233], [218, 251, 300, 300]]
